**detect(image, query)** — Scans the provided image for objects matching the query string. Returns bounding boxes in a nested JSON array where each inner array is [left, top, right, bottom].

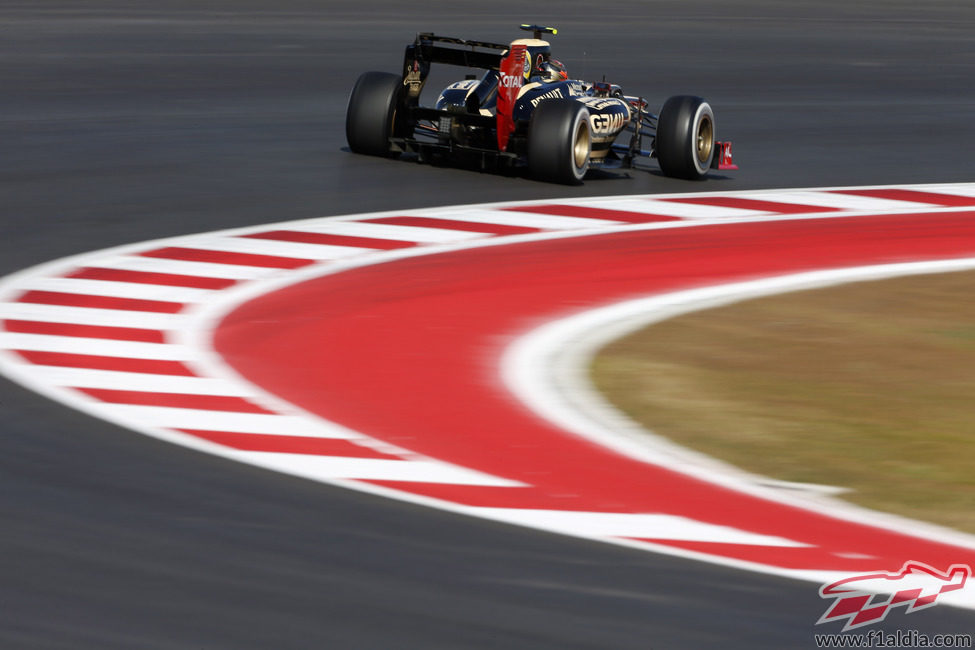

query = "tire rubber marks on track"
[[4, 184, 975, 577]]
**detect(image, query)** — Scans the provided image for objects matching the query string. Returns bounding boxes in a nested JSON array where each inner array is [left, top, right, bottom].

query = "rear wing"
[[407, 33, 505, 69], [402, 33, 506, 100], [402, 33, 525, 153]]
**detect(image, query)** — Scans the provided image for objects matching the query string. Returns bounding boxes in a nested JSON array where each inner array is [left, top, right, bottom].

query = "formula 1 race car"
[[346, 25, 736, 184]]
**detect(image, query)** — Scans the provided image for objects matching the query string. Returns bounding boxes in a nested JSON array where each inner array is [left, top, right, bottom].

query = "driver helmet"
[[542, 57, 567, 82]]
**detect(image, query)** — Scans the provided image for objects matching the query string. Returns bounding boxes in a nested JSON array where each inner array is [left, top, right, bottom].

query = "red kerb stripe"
[[140, 247, 315, 269], [178, 430, 404, 458], [244, 230, 416, 250], [67, 267, 237, 290], [503, 204, 684, 223], [364, 216, 542, 235], [2, 320, 166, 343], [74, 388, 275, 413], [832, 188, 975, 207], [661, 197, 840, 214], [16, 290, 184, 314], [13, 351, 196, 375]]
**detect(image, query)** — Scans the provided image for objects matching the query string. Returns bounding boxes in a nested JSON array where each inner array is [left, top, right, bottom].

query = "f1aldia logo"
[[817, 561, 971, 631]]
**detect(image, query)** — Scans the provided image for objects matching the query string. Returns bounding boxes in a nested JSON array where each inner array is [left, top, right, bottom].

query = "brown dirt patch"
[[591, 271, 975, 533]]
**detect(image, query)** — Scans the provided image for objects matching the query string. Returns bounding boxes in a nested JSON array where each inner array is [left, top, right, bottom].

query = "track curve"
[[211, 189, 975, 582], [4, 2, 975, 648]]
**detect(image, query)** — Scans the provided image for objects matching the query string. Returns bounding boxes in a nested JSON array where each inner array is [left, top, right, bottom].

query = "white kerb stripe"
[[293, 221, 486, 243], [458, 208, 622, 229], [236, 451, 525, 486], [0, 332, 194, 360], [578, 197, 759, 219], [754, 191, 936, 212], [464, 508, 809, 547], [18, 278, 213, 303], [0, 302, 188, 330], [23, 365, 257, 396], [922, 184, 975, 199], [90, 255, 280, 280], [90, 403, 359, 438], [181, 236, 371, 261], [638, 199, 763, 219]]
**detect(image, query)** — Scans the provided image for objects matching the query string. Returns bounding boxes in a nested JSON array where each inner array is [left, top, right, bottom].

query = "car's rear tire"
[[528, 99, 591, 184], [346, 71, 408, 157], [656, 95, 715, 179]]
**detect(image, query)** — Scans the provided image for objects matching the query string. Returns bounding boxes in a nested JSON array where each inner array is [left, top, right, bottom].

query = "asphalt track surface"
[[2, 2, 974, 648]]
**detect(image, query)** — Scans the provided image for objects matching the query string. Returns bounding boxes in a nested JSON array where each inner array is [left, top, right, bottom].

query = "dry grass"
[[591, 271, 975, 533]]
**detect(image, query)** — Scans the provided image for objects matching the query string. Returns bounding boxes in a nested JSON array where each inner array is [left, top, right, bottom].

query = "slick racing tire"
[[656, 95, 715, 180], [528, 99, 592, 184], [346, 71, 409, 157]]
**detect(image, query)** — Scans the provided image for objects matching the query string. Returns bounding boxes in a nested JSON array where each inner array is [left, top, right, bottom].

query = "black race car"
[[346, 25, 736, 184]]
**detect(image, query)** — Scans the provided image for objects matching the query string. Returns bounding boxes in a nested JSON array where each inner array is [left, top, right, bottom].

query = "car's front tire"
[[656, 95, 715, 179], [346, 71, 407, 157], [528, 99, 592, 184]]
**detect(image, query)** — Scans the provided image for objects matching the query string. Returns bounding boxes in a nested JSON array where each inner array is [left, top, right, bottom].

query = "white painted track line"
[[461, 508, 809, 547], [236, 452, 525, 486]]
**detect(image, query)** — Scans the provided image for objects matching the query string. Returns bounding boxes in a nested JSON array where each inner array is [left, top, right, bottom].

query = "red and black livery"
[[346, 25, 736, 184]]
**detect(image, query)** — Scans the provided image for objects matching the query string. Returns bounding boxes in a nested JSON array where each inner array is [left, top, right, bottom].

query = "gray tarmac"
[[2, 2, 974, 648]]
